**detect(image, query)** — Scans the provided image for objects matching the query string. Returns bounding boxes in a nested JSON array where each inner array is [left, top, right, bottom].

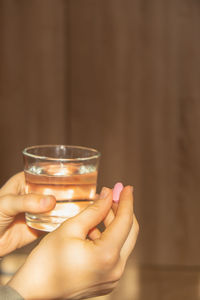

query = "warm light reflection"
[[49, 202, 80, 218], [46, 164, 81, 176], [43, 188, 53, 195], [25, 185, 29, 194], [89, 187, 96, 199], [42, 188, 75, 200], [65, 188, 74, 199]]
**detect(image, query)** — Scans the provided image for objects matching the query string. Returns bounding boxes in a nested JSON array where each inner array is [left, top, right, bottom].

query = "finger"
[[103, 183, 123, 227], [0, 172, 25, 196], [94, 193, 100, 200], [101, 186, 134, 250], [59, 187, 113, 239], [0, 214, 46, 256], [88, 227, 102, 240], [103, 202, 119, 228], [0, 194, 56, 217], [103, 209, 115, 227], [85, 191, 107, 240], [120, 214, 139, 261]]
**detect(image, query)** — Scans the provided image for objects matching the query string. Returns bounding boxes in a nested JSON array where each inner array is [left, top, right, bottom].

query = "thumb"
[[59, 187, 113, 239], [0, 194, 56, 217]]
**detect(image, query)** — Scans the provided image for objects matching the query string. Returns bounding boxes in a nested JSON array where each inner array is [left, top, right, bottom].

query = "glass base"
[[25, 213, 70, 232], [25, 199, 93, 232]]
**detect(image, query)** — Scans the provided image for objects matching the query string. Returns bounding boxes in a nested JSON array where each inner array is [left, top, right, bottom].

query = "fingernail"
[[113, 182, 124, 203], [41, 196, 54, 207], [130, 186, 134, 193], [100, 187, 110, 199]]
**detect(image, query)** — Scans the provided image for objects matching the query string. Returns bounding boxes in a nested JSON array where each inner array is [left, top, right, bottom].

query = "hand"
[[0, 172, 56, 256], [8, 186, 139, 300]]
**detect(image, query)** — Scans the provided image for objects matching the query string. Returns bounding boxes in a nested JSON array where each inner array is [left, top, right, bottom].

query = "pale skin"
[[0, 172, 56, 257], [0, 173, 139, 300]]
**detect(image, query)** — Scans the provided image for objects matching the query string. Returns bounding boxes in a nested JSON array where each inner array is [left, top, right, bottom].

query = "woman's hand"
[[8, 186, 139, 300], [0, 173, 56, 256]]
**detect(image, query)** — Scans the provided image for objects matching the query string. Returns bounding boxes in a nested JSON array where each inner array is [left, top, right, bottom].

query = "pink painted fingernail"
[[113, 182, 124, 203]]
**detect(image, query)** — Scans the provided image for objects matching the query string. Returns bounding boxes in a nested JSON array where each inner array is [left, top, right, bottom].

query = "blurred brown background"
[[0, 1, 200, 299]]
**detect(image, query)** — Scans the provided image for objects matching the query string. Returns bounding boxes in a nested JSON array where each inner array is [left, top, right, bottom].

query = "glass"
[[23, 145, 100, 232]]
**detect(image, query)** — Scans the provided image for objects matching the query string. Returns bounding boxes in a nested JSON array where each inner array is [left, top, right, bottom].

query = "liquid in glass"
[[25, 162, 97, 232]]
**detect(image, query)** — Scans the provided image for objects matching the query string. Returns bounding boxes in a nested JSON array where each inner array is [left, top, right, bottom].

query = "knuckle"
[[22, 194, 43, 211], [21, 194, 28, 206], [101, 250, 119, 269], [21, 194, 33, 210]]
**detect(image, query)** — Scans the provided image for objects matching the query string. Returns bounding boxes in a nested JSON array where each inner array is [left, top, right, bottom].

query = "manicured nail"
[[100, 187, 110, 199], [113, 182, 124, 203], [41, 196, 54, 207]]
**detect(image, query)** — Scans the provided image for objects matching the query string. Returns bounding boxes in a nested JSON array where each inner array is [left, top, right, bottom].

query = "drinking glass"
[[23, 145, 100, 232]]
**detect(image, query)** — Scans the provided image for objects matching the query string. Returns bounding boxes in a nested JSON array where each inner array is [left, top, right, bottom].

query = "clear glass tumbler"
[[23, 145, 100, 232]]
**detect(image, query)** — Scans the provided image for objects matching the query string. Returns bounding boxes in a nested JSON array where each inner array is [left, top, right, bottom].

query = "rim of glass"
[[22, 145, 101, 162]]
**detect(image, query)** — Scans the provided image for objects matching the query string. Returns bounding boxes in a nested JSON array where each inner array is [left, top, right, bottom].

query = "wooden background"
[[0, 1, 200, 299]]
